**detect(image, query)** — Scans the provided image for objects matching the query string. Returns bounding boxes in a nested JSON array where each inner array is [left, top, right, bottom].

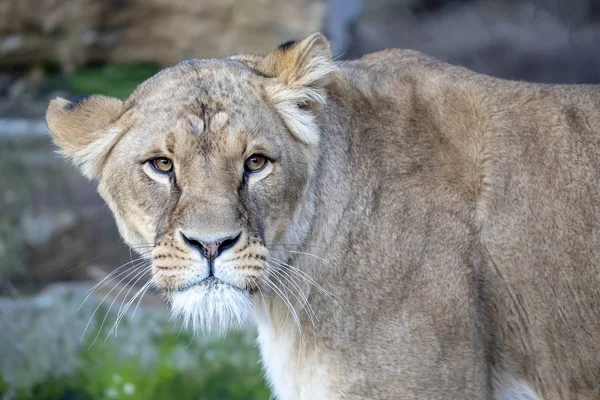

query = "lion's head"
[[46, 33, 337, 333]]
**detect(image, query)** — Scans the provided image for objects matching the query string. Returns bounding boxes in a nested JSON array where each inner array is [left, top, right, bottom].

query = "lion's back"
[[330, 50, 600, 398]]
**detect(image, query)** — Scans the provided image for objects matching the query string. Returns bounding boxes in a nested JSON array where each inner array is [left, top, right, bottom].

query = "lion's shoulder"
[[333, 48, 491, 103]]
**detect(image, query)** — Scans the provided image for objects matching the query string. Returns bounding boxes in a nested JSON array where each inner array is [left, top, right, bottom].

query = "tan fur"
[[47, 32, 600, 399]]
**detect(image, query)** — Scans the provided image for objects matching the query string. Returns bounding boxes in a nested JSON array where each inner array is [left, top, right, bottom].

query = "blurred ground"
[[1, 0, 599, 398], [0, 283, 268, 399]]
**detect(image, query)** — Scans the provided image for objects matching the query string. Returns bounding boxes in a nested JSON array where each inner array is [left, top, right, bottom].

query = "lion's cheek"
[[98, 180, 157, 248], [249, 175, 296, 242]]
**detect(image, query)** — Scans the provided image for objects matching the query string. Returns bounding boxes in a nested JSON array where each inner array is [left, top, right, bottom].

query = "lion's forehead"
[[119, 60, 279, 160], [130, 60, 265, 116], [127, 105, 255, 160]]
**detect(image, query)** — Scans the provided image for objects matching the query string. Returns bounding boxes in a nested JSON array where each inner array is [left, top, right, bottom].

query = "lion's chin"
[[169, 278, 252, 335]]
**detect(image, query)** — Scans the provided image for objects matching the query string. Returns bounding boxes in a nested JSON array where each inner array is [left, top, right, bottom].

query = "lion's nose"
[[181, 232, 241, 260]]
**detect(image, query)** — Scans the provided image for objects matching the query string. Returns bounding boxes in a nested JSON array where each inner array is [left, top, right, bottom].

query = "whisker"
[[116, 268, 150, 312], [269, 257, 342, 311], [128, 246, 134, 272], [65, 256, 100, 273], [109, 268, 152, 338], [89, 257, 149, 295], [188, 328, 197, 348], [129, 244, 156, 250], [260, 276, 304, 347], [65, 245, 151, 275], [130, 281, 154, 320], [85, 251, 153, 293], [266, 243, 324, 249], [269, 264, 320, 346], [110, 277, 153, 338], [265, 245, 329, 263], [131, 278, 154, 318], [256, 284, 269, 315], [268, 258, 336, 297], [81, 262, 148, 347], [265, 243, 302, 249], [274, 249, 328, 263], [272, 265, 319, 323], [270, 267, 309, 309], [261, 276, 296, 337], [92, 265, 150, 346], [265, 268, 314, 365], [269, 267, 318, 348], [270, 268, 314, 318], [176, 318, 186, 339], [78, 254, 152, 312]]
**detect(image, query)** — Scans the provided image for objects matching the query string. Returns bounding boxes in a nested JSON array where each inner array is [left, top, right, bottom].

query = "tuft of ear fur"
[[46, 95, 124, 179], [259, 32, 338, 145]]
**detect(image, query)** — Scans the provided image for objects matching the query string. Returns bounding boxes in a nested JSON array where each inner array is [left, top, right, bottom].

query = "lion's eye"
[[244, 155, 268, 173], [150, 157, 173, 173]]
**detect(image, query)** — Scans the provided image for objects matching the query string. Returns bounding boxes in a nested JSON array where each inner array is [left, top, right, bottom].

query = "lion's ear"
[[260, 32, 338, 145], [46, 95, 124, 179], [261, 32, 336, 89]]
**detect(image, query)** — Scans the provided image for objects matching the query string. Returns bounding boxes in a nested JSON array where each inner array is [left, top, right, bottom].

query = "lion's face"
[[46, 33, 336, 332], [100, 62, 317, 331]]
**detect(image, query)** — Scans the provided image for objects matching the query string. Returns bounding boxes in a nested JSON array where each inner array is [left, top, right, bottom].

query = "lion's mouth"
[[173, 276, 257, 294], [175, 276, 226, 292]]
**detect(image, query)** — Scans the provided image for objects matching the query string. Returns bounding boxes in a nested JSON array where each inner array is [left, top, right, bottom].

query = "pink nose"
[[200, 241, 220, 259], [180, 232, 242, 260]]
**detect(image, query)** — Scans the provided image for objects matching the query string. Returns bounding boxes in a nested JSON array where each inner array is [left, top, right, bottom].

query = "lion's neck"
[[254, 78, 362, 400], [275, 78, 357, 267]]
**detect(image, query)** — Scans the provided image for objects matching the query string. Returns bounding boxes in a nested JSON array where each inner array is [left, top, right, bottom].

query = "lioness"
[[46, 32, 600, 399]]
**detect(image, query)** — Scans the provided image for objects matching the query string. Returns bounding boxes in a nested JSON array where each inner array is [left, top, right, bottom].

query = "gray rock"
[[0, 123, 130, 284], [0, 284, 97, 389]]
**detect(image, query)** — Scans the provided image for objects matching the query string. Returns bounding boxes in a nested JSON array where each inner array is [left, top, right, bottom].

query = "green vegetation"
[[4, 328, 269, 400], [20, 330, 270, 400], [0, 287, 270, 400], [68, 64, 161, 99]]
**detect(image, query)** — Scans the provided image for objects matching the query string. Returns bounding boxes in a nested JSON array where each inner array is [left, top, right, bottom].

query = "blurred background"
[[1, 0, 599, 398]]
